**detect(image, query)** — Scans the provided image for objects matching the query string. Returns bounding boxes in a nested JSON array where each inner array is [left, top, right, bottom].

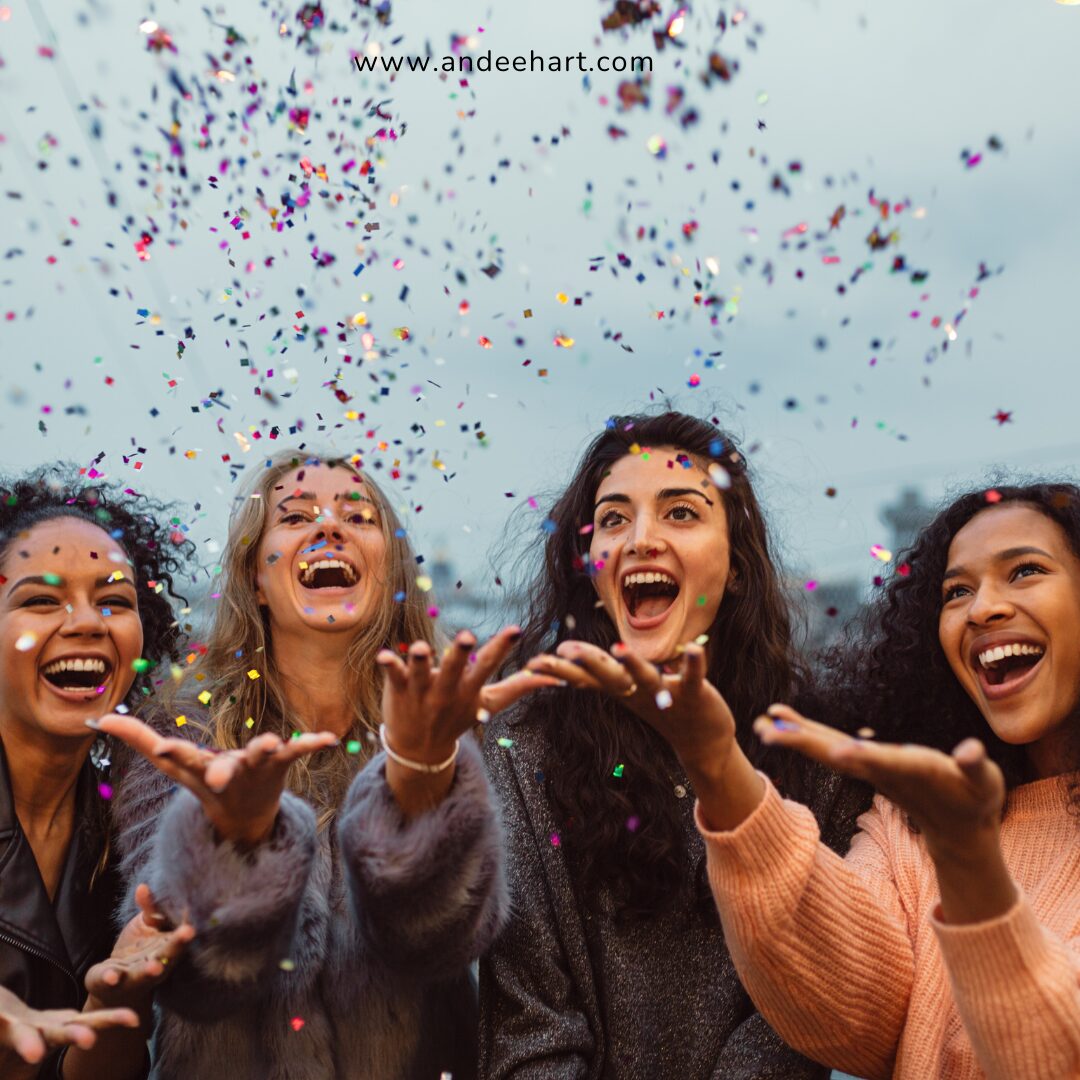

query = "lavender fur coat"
[[111, 717, 508, 1080]]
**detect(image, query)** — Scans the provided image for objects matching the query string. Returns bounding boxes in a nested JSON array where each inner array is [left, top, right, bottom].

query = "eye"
[[280, 511, 308, 525], [346, 512, 376, 526], [666, 502, 701, 522], [598, 509, 627, 529], [21, 594, 59, 608], [942, 583, 970, 603], [101, 595, 135, 609], [1012, 561, 1047, 581]]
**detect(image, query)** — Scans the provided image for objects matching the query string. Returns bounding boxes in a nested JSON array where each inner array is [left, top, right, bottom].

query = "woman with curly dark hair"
[[0, 467, 194, 1080], [558, 480, 1080, 1079], [479, 411, 861, 1078]]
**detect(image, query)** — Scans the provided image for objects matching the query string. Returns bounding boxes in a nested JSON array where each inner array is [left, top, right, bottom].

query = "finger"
[[275, 731, 339, 765], [435, 630, 476, 691], [376, 648, 409, 693], [610, 642, 664, 697], [680, 641, 707, 689], [525, 654, 605, 691], [90, 713, 163, 758], [461, 626, 520, 691], [8, 1021, 46, 1063], [203, 751, 242, 794], [405, 640, 435, 695], [77, 1008, 139, 1031], [752, 705, 863, 769], [134, 883, 173, 930], [952, 737, 997, 795], [479, 671, 563, 716], [37, 1020, 97, 1051], [558, 639, 637, 694]]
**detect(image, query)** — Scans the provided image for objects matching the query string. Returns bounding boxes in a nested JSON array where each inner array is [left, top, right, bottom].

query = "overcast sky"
[[2, 0, 1079, 618]]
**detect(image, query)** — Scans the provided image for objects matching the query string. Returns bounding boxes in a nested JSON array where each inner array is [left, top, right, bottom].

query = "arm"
[[479, 736, 592, 1079], [340, 736, 508, 980], [932, 898, 1080, 1080], [700, 782, 913, 1079], [99, 713, 337, 1021], [135, 785, 317, 1020]]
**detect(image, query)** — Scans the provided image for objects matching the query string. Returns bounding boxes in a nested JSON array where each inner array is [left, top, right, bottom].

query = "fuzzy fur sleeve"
[[134, 786, 318, 1021], [339, 735, 509, 981]]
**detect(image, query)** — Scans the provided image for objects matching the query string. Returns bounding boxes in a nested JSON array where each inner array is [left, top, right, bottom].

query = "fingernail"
[[154, 748, 174, 760], [85, 718, 103, 731], [506, 630, 522, 642], [773, 718, 799, 731]]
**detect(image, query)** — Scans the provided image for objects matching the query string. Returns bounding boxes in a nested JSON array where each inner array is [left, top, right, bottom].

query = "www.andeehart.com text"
[[353, 51, 653, 74]]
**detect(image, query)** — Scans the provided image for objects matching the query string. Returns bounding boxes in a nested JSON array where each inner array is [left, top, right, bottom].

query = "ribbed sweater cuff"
[[932, 894, 1062, 995], [696, 775, 821, 917]]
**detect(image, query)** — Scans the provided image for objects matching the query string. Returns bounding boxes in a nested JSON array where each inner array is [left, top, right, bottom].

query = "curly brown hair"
[[510, 412, 811, 920], [822, 481, 1080, 796]]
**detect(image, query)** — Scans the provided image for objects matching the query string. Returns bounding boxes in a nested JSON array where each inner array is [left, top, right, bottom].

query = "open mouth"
[[974, 641, 1045, 695], [40, 656, 112, 695], [622, 570, 680, 624], [298, 557, 359, 590]]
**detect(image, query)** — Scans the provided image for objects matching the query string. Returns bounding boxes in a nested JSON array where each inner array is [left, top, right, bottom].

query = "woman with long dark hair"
[[0, 467, 195, 1079], [551, 481, 1080, 1078], [480, 412, 860, 1078], [98, 449, 554, 1079]]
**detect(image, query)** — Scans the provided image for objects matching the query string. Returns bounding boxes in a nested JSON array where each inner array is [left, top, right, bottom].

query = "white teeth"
[[622, 571, 677, 588], [42, 657, 108, 676], [977, 643, 1045, 669], [300, 558, 358, 586]]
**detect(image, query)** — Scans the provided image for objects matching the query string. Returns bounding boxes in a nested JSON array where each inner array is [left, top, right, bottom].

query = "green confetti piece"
[[346, 740, 362, 754], [612, 763, 624, 778], [496, 737, 514, 749]]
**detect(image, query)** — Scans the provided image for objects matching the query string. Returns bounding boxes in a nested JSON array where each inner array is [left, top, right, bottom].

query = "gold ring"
[[619, 681, 638, 698]]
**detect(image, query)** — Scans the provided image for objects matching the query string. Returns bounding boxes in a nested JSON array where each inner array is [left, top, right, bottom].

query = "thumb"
[[953, 738, 997, 792]]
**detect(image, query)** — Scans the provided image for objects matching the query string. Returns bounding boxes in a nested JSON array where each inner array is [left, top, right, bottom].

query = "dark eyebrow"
[[7, 574, 135, 591], [594, 487, 714, 513], [276, 492, 375, 512], [943, 546, 1054, 581]]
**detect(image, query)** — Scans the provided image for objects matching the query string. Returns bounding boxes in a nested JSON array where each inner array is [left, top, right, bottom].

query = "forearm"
[[683, 740, 765, 832], [926, 827, 1017, 925], [385, 757, 456, 819]]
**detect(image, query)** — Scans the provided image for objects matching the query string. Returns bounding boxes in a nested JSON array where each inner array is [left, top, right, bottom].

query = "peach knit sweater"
[[697, 774, 1080, 1080]]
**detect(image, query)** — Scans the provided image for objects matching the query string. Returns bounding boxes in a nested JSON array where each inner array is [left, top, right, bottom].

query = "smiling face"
[[589, 447, 732, 663], [0, 517, 143, 744], [938, 503, 1080, 758], [255, 463, 388, 639]]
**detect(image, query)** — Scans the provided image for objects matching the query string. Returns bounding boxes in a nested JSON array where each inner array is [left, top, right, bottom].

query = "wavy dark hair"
[[0, 464, 194, 865], [823, 481, 1080, 796], [510, 412, 808, 920]]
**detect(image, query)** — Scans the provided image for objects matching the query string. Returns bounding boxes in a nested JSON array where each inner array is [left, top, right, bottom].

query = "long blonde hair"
[[195, 449, 440, 822]]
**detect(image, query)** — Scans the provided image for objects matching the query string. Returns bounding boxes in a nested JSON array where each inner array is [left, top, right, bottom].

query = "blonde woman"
[[100, 450, 553, 1080]]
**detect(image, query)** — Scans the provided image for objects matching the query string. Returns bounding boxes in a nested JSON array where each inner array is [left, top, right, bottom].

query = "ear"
[[255, 575, 267, 605]]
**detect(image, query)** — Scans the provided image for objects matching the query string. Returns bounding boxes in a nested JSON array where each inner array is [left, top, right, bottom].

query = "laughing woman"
[[481, 412, 862, 1079], [562, 482, 1080, 1079], [0, 469, 195, 1080], [99, 450, 553, 1080]]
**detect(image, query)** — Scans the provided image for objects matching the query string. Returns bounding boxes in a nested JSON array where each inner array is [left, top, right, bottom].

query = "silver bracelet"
[[378, 723, 460, 774]]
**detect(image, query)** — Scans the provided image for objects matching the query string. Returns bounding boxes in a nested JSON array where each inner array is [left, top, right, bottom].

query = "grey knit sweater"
[[111, 724, 507, 1080], [480, 710, 860, 1079]]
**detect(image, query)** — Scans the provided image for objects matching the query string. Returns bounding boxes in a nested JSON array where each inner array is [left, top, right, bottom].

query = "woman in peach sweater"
[[527, 482, 1080, 1079]]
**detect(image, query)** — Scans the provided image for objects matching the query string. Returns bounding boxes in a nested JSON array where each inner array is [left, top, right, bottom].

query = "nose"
[[625, 514, 666, 558], [966, 581, 1015, 627], [60, 598, 108, 638]]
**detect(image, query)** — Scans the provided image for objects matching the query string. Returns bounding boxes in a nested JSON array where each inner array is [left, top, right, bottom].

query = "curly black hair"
[[509, 412, 814, 921], [0, 464, 194, 703], [822, 481, 1080, 794]]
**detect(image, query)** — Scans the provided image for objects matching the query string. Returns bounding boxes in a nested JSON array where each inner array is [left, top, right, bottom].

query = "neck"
[[1025, 722, 1080, 781], [0, 720, 88, 839], [270, 626, 357, 738]]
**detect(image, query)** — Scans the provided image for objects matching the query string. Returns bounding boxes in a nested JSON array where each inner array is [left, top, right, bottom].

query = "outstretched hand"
[[755, 704, 1006, 846], [84, 884, 194, 1009], [755, 704, 1016, 923], [526, 639, 737, 772], [376, 626, 560, 815], [94, 713, 338, 846], [0, 985, 137, 1067], [377, 626, 559, 765]]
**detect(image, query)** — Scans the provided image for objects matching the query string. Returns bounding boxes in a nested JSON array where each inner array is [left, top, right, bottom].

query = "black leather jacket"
[[0, 739, 121, 1074]]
